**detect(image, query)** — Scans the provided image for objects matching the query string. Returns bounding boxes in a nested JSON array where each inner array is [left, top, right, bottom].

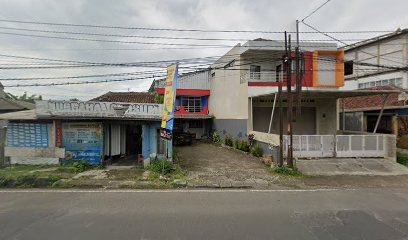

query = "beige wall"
[[315, 98, 338, 134], [250, 96, 338, 135], [209, 45, 248, 120]]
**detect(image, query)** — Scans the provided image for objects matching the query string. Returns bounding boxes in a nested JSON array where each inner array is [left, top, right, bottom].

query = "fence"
[[283, 134, 389, 158]]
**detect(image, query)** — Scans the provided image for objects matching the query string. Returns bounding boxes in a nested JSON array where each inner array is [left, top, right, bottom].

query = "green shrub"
[[234, 139, 241, 149], [271, 165, 302, 176], [154, 93, 164, 104], [234, 139, 250, 152], [250, 144, 263, 157], [240, 140, 250, 152], [72, 160, 92, 173], [224, 134, 233, 147], [146, 159, 173, 175], [397, 153, 408, 166], [212, 132, 221, 144]]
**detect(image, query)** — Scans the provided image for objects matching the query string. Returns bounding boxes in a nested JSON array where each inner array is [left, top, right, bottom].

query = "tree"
[[7, 91, 43, 103]]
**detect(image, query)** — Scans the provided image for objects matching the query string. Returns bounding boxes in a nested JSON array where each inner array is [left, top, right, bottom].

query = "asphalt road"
[[1, 189, 408, 240]]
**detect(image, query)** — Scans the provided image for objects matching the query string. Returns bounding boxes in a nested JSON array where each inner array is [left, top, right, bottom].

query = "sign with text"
[[36, 101, 162, 119], [161, 64, 179, 131], [62, 122, 103, 164]]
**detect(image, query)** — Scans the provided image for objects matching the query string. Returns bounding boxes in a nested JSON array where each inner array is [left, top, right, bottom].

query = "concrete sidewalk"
[[297, 158, 408, 176]]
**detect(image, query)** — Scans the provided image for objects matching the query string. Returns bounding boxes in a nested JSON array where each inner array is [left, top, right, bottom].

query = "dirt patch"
[[177, 142, 279, 188]]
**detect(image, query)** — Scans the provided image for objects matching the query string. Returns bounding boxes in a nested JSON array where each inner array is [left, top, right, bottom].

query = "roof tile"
[[90, 92, 156, 103], [343, 86, 405, 110]]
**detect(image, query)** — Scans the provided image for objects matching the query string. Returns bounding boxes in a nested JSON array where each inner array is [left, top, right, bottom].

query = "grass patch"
[[397, 152, 408, 167], [269, 165, 303, 177], [0, 165, 77, 188]]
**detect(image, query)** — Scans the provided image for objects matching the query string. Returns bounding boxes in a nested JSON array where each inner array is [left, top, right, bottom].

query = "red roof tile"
[[90, 92, 156, 103], [343, 86, 405, 110]]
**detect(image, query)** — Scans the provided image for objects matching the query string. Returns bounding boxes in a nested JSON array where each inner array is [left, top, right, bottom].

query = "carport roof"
[[252, 88, 402, 99]]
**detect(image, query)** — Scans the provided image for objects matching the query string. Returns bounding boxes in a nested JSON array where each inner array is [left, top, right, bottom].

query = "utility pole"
[[293, 19, 302, 168], [278, 33, 285, 167], [295, 20, 302, 119], [286, 34, 294, 168]]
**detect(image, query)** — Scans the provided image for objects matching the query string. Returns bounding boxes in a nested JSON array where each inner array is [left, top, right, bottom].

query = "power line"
[[0, 18, 395, 34], [301, 0, 332, 22], [0, 25, 380, 42], [300, 21, 405, 66], [0, 26, 252, 41], [0, 19, 285, 33], [0, 31, 235, 47]]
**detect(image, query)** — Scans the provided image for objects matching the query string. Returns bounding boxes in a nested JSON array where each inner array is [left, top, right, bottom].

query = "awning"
[[251, 89, 402, 99], [175, 114, 212, 119]]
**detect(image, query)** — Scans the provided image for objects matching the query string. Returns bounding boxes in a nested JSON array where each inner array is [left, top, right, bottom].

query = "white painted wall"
[[344, 32, 408, 90], [209, 45, 248, 119]]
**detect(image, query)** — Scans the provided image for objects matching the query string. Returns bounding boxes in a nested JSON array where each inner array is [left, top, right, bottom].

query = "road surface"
[[1, 189, 408, 240]]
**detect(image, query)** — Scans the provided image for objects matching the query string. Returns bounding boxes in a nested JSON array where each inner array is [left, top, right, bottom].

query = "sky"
[[0, 0, 407, 100]]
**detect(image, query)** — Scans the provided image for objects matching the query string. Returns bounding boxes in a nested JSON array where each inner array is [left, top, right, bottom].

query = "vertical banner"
[[161, 64, 178, 139], [55, 120, 63, 147]]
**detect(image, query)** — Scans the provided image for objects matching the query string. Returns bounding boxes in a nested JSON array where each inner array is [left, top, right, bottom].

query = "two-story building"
[[209, 39, 398, 161], [151, 69, 212, 140], [340, 29, 408, 135]]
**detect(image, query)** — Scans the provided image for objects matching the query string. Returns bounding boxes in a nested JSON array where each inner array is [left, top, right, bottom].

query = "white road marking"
[[0, 188, 349, 193]]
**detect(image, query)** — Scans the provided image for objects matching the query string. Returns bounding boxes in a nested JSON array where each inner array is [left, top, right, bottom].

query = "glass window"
[[358, 83, 364, 89], [182, 97, 202, 113], [389, 79, 395, 86], [396, 78, 403, 87], [370, 82, 376, 87], [375, 81, 381, 86], [250, 65, 261, 80], [381, 80, 388, 86]]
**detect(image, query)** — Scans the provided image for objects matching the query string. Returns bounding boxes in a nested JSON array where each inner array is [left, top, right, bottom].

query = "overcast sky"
[[0, 0, 407, 100]]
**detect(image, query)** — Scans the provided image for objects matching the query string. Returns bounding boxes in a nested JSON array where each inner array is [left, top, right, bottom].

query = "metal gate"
[[336, 135, 384, 157], [283, 135, 385, 158]]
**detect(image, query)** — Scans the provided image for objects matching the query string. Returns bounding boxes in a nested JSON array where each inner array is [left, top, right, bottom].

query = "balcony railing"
[[179, 106, 203, 113], [240, 71, 283, 84]]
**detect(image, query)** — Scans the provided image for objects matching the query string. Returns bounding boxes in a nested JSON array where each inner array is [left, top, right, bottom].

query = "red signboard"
[[55, 120, 63, 147]]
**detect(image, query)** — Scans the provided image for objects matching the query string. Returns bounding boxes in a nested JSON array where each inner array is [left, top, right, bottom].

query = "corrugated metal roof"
[[0, 109, 37, 120], [343, 29, 408, 51], [90, 92, 156, 103], [154, 70, 210, 90], [0, 98, 35, 111]]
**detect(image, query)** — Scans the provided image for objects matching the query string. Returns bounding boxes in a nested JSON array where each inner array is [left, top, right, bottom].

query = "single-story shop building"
[[0, 100, 171, 166]]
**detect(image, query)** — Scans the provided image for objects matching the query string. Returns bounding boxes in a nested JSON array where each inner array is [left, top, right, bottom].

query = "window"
[[344, 61, 354, 75], [276, 64, 282, 82], [357, 77, 404, 89], [396, 78, 403, 87], [182, 96, 202, 112], [250, 65, 261, 80], [382, 80, 389, 86]]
